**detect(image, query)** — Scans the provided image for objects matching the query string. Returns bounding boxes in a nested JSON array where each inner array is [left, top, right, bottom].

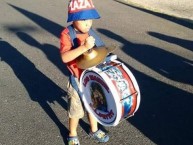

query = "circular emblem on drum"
[[80, 60, 141, 126], [81, 71, 117, 125]]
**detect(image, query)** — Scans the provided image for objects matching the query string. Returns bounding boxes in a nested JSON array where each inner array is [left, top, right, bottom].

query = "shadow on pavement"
[[98, 28, 193, 145], [114, 0, 193, 30], [16, 32, 69, 76], [98, 28, 193, 86], [127, 64, 193, 145], [148, 31, 193, 52], [8, 3, 63, 38], [0, 39, 69, 144]]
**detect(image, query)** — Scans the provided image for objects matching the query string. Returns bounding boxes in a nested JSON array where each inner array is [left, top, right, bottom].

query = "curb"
[[115, 0, 193, 23]]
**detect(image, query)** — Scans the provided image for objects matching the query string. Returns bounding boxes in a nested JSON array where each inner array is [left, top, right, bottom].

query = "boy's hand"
[[84, 36, 95, 50]]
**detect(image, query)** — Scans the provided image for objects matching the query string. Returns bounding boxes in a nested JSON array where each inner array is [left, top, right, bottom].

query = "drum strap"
[[67, 25, 105, 48], [70, 75, 82, 97]]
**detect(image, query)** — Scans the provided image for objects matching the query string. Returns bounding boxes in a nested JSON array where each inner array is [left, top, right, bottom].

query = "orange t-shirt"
[[60, 27, 89, 79]]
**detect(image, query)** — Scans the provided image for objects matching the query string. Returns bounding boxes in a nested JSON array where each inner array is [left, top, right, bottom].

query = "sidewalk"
[[117, 0, 193, 21]]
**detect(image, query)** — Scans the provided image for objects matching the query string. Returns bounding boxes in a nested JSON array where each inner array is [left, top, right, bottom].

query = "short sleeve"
[[60, 28, 72, 53]]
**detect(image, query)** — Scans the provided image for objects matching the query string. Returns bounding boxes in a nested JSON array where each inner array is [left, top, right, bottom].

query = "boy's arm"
[[60, 33, 95, 63]]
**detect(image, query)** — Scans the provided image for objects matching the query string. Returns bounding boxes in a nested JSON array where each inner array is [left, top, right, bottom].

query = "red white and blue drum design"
[[80, 60, 141, 126]]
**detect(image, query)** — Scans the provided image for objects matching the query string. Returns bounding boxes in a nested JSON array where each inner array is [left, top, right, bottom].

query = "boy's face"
[[73, 19, 93, 33]]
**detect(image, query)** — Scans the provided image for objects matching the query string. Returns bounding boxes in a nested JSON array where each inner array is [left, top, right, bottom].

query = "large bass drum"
[[79, 58, 141, 126]]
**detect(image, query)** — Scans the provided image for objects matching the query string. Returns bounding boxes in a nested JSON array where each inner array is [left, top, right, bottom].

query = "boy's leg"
[[67, 76, 84, 136], [67, 77, 84, 145], [88, 113, 98, 133], [68, 118, 80, 145], [69, 118, 79, 137]]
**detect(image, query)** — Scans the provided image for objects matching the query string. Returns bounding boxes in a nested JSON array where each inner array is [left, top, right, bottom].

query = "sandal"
[[67, 136, 80, 145], [89, 129, 109, 143]]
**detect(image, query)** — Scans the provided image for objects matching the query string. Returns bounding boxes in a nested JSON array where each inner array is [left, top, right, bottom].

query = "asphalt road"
[[1, 0, 193, 145]]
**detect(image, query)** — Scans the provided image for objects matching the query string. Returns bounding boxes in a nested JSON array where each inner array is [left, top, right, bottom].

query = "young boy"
[[60, 0, 109, 144]]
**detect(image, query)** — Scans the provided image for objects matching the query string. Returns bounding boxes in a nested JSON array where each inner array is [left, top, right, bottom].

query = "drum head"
[[80, 69, 121, 126]]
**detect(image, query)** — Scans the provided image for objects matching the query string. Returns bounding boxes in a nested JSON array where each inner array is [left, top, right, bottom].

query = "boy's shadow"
[[0, 39, 69, 144]]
